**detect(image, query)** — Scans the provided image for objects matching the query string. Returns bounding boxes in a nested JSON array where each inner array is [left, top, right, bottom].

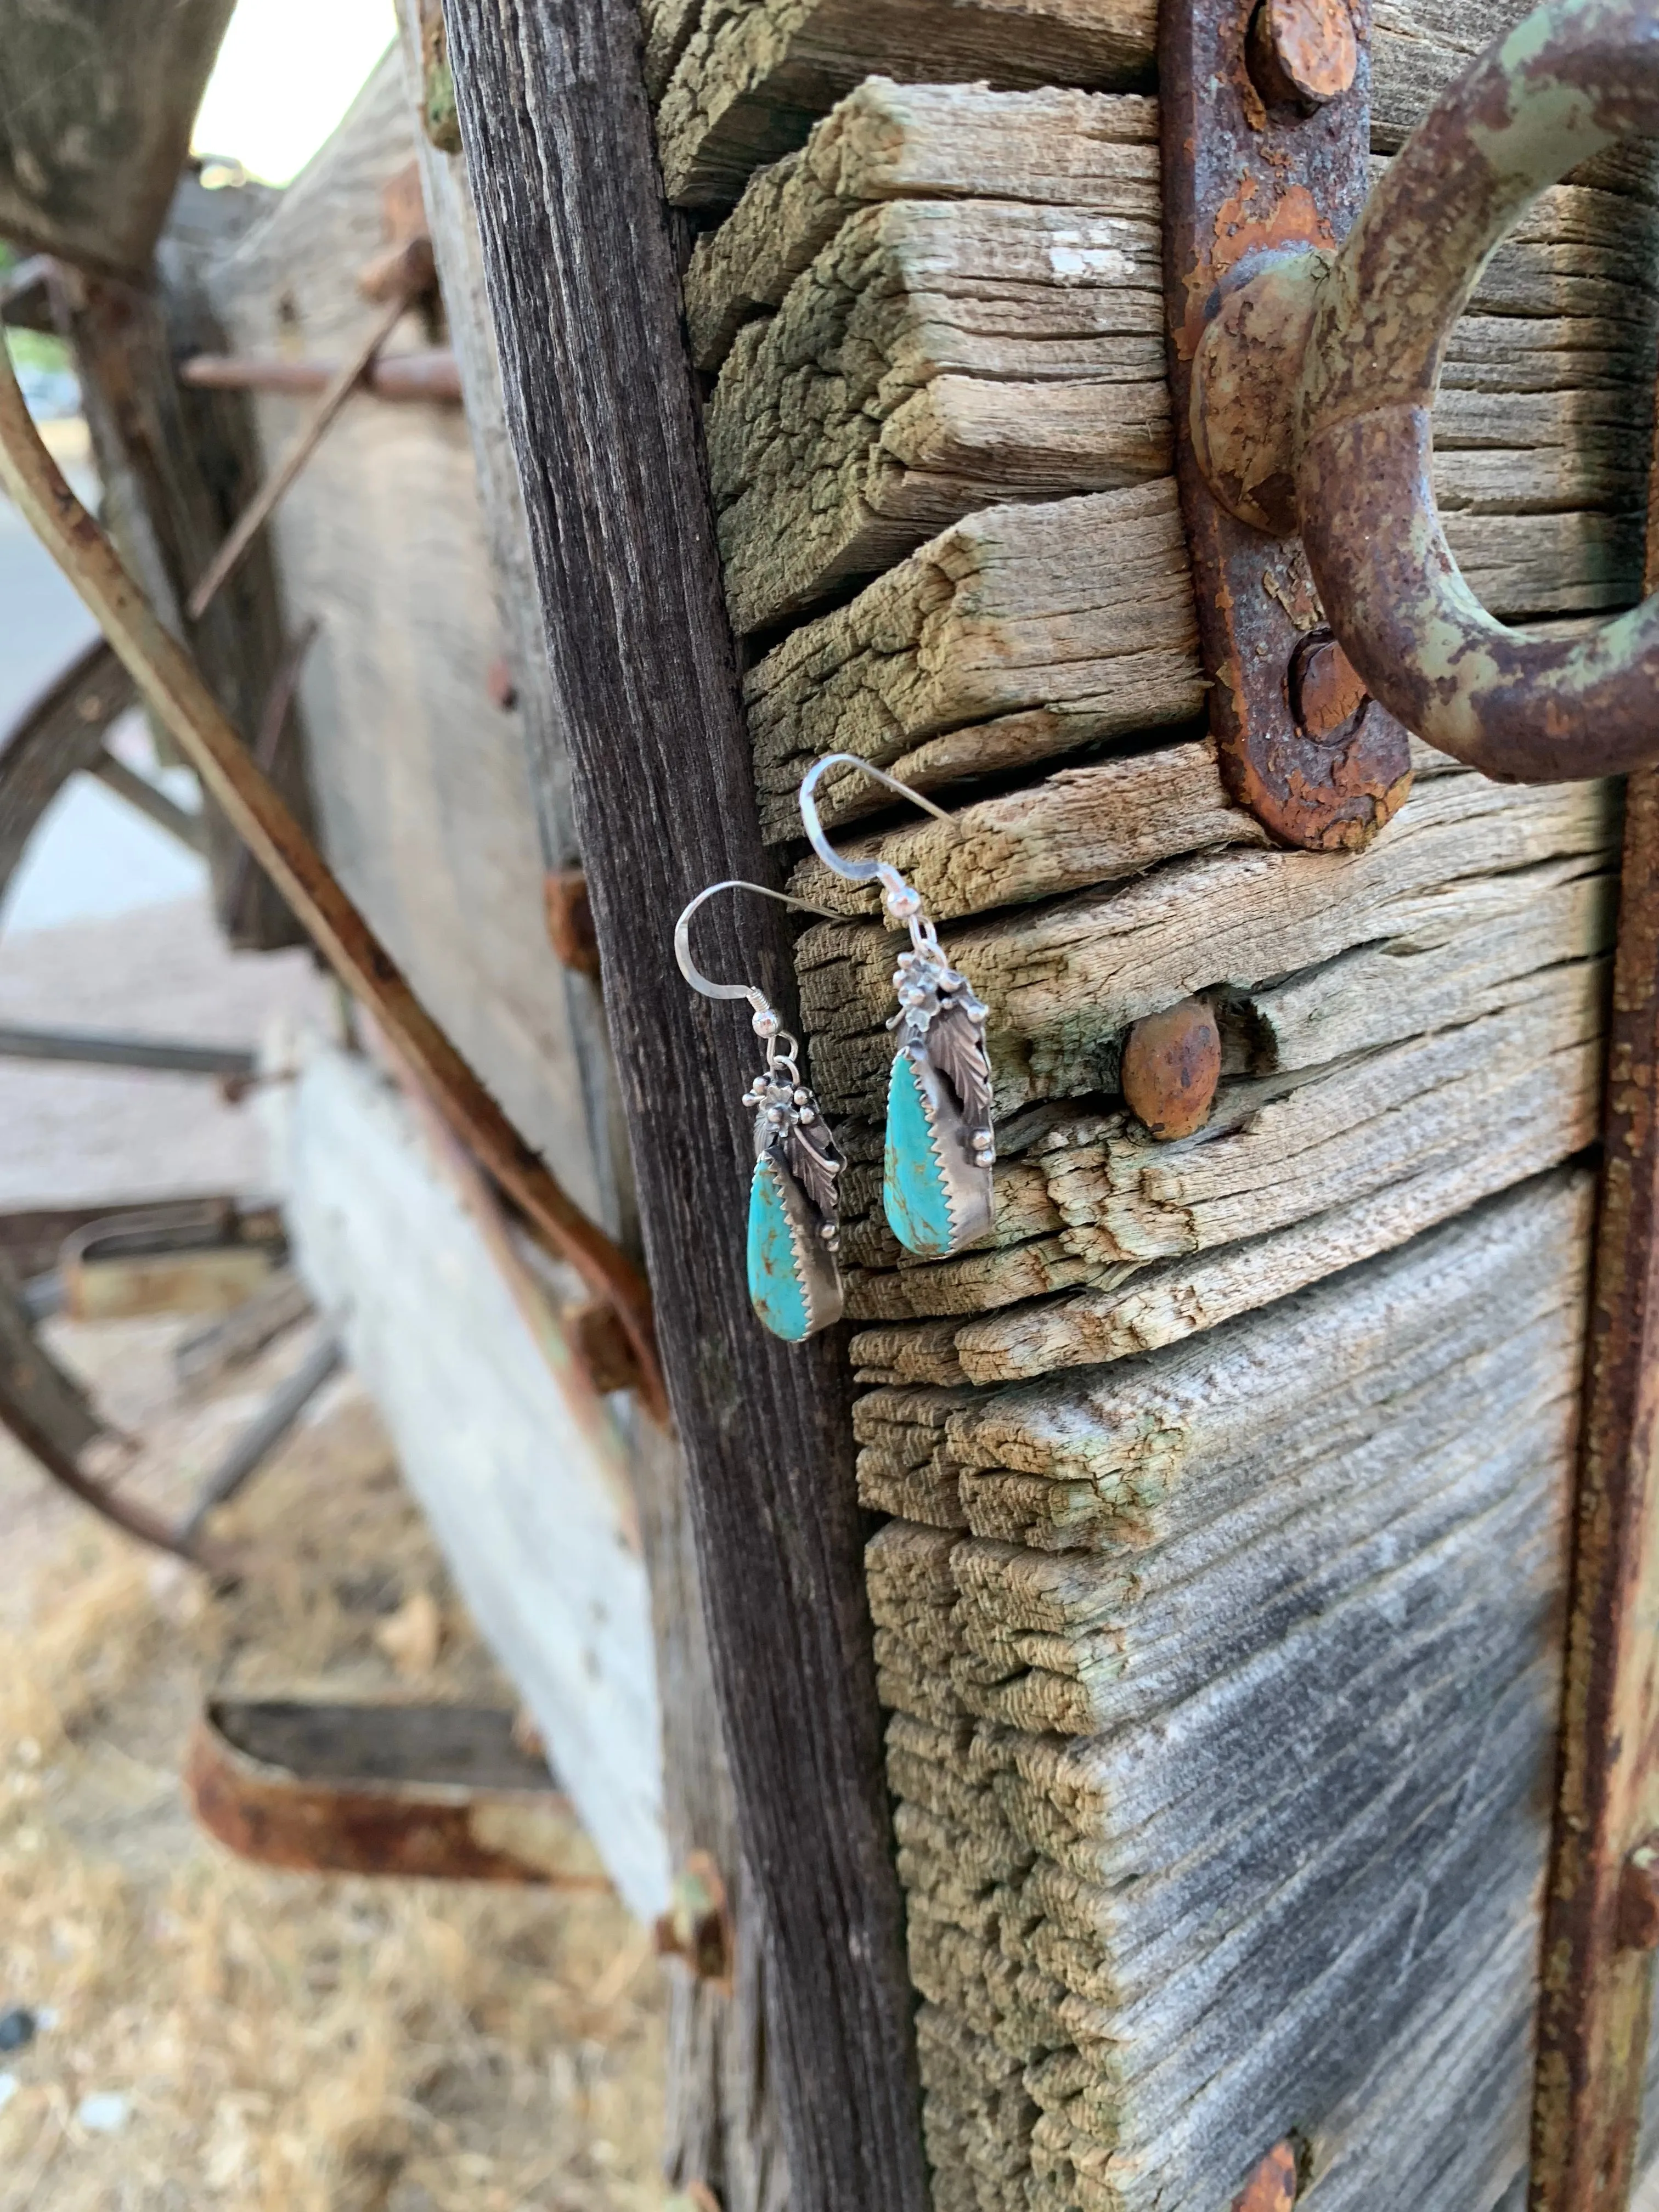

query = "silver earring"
[[674, 879, 847, 1342], [798, 757, 994, 1261]]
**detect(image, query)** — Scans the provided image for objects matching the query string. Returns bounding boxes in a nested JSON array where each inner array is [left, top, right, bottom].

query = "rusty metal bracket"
[[1173, 0, 1659, 795], [187, 1699, 610, 1886], [1160, 0, 1413, 851]]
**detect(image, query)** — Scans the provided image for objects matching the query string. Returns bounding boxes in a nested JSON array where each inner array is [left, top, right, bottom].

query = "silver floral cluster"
[[741, 1069, 843, 1248], [888, 945, 995, 1171]]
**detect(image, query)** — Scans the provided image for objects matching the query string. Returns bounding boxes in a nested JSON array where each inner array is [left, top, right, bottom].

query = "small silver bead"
[[793, 1088, 810, 1106], [752, 1008, 781, 1038], [798, 1106, 816, 1124]]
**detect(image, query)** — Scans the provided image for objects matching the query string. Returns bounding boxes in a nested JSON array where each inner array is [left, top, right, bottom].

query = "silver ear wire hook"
[[673, 878, 841, 1049], [798, 754, 951, 937]]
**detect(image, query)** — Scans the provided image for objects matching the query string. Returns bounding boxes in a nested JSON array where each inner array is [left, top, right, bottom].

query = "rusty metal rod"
[[185, 288, 412, 621], [0, 335, 667, 1423], [0, 1022, 255, 1079], [1530, 268, 1659, 2212], [176, 1333, 343, 1546], [180, 349, 462, 404]]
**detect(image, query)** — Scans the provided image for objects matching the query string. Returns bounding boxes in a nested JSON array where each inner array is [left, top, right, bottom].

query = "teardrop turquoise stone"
[[884, 1051, 956, 1259], [747, 1154, 812, 1341]]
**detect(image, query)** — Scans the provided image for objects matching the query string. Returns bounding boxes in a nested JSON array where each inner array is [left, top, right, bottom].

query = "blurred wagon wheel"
[[0, 636, 325, 1567]]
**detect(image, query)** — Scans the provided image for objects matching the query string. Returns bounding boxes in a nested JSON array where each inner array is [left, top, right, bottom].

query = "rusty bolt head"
[[1618, 1838, 1659, 1950], [1122, 997, 1222, 1141], [1288, 629, 1369, 744], [1233, 2138, 1299, 2211], [1189, 252, 1326, 537], [1249, 0, 1358, 109]]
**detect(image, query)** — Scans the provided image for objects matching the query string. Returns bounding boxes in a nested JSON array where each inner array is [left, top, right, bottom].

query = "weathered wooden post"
[[437, 4, 931, 2206]]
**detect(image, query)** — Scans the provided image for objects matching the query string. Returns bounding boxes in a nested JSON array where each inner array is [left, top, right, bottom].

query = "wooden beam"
[[0, 637, 137, 886], [439, 1, 929, 2204]]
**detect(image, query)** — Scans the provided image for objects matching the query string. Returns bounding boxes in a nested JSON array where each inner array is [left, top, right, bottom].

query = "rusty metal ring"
[[1298, 0, 1659, 781]]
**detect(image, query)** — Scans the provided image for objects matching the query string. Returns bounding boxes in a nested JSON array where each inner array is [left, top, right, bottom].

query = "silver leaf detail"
[[927, 998, 993, 1129], [782, 1120, 843, 1226]]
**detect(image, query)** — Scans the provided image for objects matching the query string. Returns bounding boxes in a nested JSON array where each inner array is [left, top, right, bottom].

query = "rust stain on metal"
[[1162, 0, 1410, 853], [1122, 997, 1222, 1141], [187, 1699, 611, 1888], [653, 1849, 734, 1991], [1233, 2138, 1298, 2211]]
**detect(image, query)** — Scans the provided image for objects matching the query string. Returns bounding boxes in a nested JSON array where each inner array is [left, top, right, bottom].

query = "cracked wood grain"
[[439, 1, 927, 2204]]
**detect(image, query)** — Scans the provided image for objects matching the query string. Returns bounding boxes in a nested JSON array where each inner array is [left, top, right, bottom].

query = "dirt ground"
[[0, 1301, 668, 2212]]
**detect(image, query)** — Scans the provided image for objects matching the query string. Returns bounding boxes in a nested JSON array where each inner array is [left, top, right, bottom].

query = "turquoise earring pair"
[[672, 759, 996, 1344]]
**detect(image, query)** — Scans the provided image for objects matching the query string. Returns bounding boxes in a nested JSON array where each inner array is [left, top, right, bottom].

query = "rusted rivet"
[[1122, 997, 1221, 1141], [1233, 2137, 1299, 2211], [1249, 0, 1358, 109], [653, 1850, 733, 1989], [1617, 1838, 1659, 1949], [544, 868, 602, 979], [1288, 629, 1369, 745], [567, 1297, 646, 1398]]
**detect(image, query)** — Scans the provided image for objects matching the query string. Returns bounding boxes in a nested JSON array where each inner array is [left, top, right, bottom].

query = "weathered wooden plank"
[[207, 58, 608, 1210], [388, 15, 788, 2201], [442, 2, 929, 2206], [746, 481, 1637, 837], [840, 957, 1601, 1326], [0, 0, 236, 280], [747, 479, 1203, 835], [785, 733, 1469, 920], [704, 126, 1655, 635], [926, 1167, 1592, 1535], [867, 1366, 1570, 2212], [656, 0, 1160, 208], [798, 774, 1616, 1118], [684, 80, 1159, 370], [274, 1041, 670, 1917], [652, 0, 1590, 212], [850, 1094, 1602, 1392], [645, 0, 709, 98]]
